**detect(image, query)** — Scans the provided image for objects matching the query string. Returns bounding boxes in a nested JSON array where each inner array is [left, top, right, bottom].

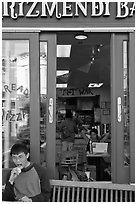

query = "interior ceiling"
[[57, 32, 110, 88]]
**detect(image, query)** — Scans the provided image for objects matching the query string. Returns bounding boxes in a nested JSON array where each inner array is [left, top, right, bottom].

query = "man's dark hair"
[[10, 143, 29, 156], [90, 128, 99, 141], [90, 128, 98, 135], [65, 109, 73, 119]]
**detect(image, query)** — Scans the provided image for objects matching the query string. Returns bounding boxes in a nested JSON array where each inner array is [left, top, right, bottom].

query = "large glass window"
[[2, 40, 30, 168], [123, 41, 130, 166], [56, 32, 111, 181], [40, 42, 47, 166]]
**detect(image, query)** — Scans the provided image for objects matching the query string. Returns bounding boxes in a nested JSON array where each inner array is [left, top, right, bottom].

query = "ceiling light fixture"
[[57, 45, 71, 57], [75, 35, 87, 40], [90, 44, 103, 65], [56, 84, 67, 88], [57, 70, 69, 76], [91, 56, 95, 61]]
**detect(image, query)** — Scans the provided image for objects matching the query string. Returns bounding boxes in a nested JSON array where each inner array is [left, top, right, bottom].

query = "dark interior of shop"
[[56, 32, 111, 181], [56, 31, 111, 126], [57, 32, 110, 88]]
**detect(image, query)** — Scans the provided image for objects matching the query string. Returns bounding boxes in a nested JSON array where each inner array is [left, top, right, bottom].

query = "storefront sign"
[[2, 109, 27, 122], [3, 84, 29, 97], [2, 2, 135, 19], [57, 87, 96, 97]]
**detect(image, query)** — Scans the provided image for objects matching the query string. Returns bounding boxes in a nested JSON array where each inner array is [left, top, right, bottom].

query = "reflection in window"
[[40, 42, 47, 167], [2, 40, 30, 168], [123, 41, 130, 166]]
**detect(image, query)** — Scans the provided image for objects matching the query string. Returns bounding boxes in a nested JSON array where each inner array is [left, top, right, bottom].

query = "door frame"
[[111, 32, 135, 183], [40, 33, 57, 179], [2, 32, 41, 164], [50, 30, 134, 183], [128, 32, 135, 183]]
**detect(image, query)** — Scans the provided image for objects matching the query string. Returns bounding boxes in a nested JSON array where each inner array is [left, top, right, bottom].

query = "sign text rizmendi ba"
[[2, 2, 135, 20]]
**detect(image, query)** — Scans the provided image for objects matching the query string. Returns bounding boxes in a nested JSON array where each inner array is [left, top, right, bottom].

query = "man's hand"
[[19, 196, 32, 202], [9, 167, 21, 184]]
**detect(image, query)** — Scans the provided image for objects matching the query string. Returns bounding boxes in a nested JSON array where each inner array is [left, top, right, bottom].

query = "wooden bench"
[[2, 169, 135, 202], [50, 180, 135, 202]]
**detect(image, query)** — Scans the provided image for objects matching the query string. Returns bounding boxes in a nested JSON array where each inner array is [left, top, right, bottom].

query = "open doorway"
[[56, 32, 111, 181]]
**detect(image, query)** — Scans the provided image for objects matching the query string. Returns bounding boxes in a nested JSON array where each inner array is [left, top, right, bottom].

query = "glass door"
[[111, 32, 135, 184], [2, 32, 57, 179], [55, 31, 135, 183], [40, 33, 57, 179], [2, 33, 40, 167], [56, 32, 111, 181]]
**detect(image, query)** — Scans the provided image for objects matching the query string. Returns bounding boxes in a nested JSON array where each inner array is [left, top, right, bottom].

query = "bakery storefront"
[[2, 2, 135, 184]]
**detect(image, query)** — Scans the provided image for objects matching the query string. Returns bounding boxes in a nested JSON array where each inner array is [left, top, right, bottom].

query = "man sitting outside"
[[2, 143, 51, 202]]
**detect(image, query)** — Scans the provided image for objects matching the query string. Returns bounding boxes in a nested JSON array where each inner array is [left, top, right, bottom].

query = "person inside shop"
[[100, 131, 111, 178], [86, 128, 100, 152], [2, 143, 51, 202], [81, 128, 100, 153], [60, 109, 78, 151], [72, 111, 83, 132], [100, 125, 111, 143], [82, 128, 111, 181]]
